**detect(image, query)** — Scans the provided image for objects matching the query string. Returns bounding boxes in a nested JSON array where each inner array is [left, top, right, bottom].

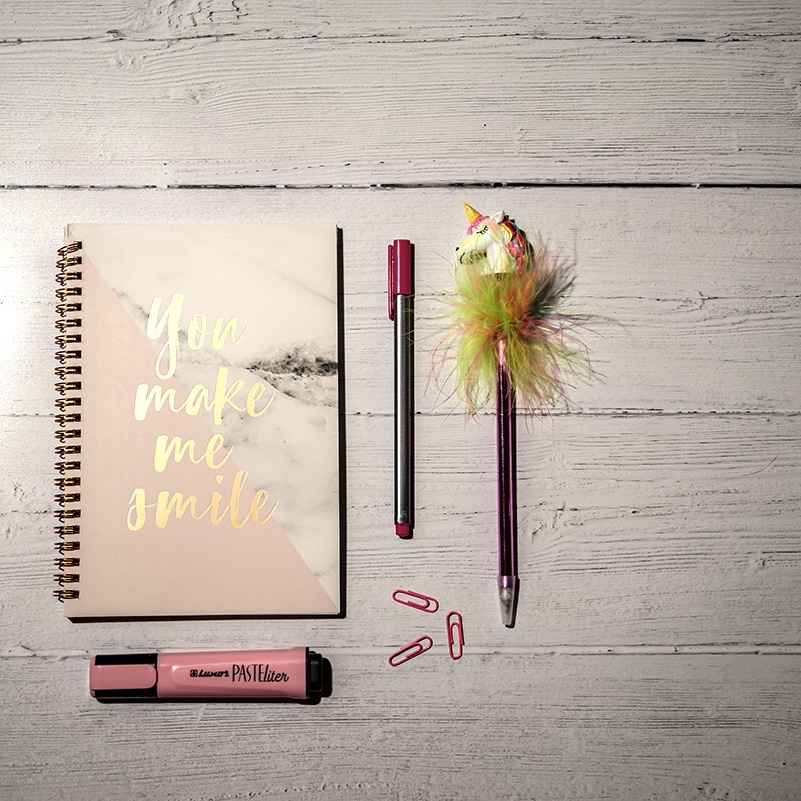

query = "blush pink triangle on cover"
[[66, 252, 339, 617]]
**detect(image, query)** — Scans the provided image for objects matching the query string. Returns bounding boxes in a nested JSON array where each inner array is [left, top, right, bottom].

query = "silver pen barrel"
[[394, 293, 414, 538]]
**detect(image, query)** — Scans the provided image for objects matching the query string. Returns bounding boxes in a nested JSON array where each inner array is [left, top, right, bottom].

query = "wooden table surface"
[[1, 2, 800, 799]]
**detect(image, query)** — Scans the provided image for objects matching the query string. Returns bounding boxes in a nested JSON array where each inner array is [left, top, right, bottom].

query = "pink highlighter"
[[90, 647, 324, 701]]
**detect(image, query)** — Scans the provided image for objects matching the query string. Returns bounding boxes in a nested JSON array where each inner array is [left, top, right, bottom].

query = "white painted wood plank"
[[1, 188, 798, 416], [0, 652, 799, 800], [0, 36, 798, 185], [3, 410, 798, 650], [10, 289, 798, 418], [4, 0, 801, 43]]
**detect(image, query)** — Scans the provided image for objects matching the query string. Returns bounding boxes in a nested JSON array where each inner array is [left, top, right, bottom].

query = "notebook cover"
[[55, 224, 341, 618]]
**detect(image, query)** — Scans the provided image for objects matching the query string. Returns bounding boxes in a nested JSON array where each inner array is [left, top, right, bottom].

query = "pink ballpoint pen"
[[387, 240, 414, 538], [453, 205, 521, 626], [451, 203, 585, 627]]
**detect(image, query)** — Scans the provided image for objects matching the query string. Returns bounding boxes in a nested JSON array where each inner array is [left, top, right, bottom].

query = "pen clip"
[[446, 611, 464, 660], [392, 589, 439, 613], [388, 635, 433, 667]]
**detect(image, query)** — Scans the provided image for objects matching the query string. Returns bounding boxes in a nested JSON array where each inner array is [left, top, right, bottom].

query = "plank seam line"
[[3, 33, 801, 46], [2, 182, 801, 191], [5, 645, 801, 659]]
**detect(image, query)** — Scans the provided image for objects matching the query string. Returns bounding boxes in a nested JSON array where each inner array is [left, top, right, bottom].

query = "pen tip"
[[498, 584, 517, 627]]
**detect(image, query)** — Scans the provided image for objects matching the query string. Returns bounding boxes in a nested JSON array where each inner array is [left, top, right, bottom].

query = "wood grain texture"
[[3, 410, 799, 652], [1, 653, 800, 801], [5, 1, 801, 43], [0, 187, 799, 416], [1, 1, 800, 798], [0, 4, 799, 185]]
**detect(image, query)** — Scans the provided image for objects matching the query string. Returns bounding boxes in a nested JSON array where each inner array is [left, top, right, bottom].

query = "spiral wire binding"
[[54, 240, 83, 600]]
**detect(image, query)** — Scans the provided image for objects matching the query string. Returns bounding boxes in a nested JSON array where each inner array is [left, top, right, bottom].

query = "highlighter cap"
[[306, 649, 324, 695], [90, 653, 158, 700]]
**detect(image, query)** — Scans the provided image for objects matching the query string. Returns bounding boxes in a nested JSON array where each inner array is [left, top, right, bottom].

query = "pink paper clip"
[[388, 635, 434, 667], [446, 611, 464, 660], [392, 589, 439, 613]]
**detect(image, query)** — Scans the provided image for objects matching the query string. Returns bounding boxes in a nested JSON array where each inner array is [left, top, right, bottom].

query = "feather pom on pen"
[[443, 203, 588, 626], [448, 204, 585, 414]]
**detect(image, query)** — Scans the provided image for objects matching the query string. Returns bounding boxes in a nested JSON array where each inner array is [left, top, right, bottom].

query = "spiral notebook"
[[54, 224, 342, 618]]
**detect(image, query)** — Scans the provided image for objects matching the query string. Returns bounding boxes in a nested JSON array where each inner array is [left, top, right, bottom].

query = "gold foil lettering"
[[246, 383, 274, 417], [153, 434, 232, 473], [127, 488, 154, 531], [135, 367, 258, 425], [134, 383, 178, 420], [187, 312, 248, 351], [250, 489, 278, 524], [210, 367, 245, 424], [155, 491, 201, 528], [126, 470, 278, 530], [146, 293, 248, 378], [132, 294, 279, 533], [147, 294, 184, 380]]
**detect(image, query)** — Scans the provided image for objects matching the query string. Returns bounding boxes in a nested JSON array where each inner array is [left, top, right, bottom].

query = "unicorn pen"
[[449, 204, 583, 626]]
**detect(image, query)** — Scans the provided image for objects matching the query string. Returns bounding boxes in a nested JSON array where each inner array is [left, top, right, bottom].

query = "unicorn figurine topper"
[[455, 204, 530, 275]]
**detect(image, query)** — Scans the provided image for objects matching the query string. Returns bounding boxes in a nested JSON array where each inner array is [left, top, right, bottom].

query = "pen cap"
[[387, 239, 413, 319], [90, 653, 159, 699], [306, 649, 324, 694]]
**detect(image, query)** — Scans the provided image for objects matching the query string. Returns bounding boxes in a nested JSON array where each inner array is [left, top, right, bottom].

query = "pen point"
[[498, 583, 517, 628]]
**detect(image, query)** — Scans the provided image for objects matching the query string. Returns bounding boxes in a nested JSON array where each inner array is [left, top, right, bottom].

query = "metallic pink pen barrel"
[[90, 647, 324, 701], [496, 341, 519, 627], [388, 239, 414, 539]]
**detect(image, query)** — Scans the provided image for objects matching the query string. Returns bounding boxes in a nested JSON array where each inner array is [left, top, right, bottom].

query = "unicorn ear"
[[491, 211, 505, 223]]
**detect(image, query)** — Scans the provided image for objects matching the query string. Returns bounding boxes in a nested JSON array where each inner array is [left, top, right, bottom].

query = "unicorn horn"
[[463, 203, 483, 223]]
